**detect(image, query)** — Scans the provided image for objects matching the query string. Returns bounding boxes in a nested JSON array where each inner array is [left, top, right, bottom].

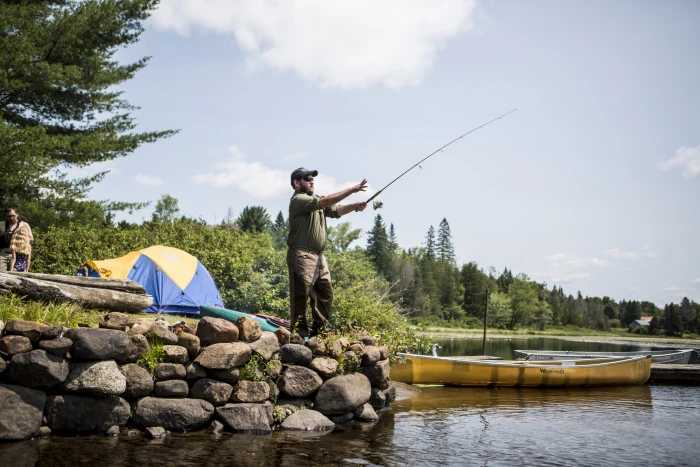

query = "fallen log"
[[0, 272, 153, 313], [6, 271, 147, 294]]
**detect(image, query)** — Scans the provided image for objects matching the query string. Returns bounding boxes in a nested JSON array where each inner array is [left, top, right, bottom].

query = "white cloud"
[[134, 174, 164, 187], [605, 248, 660, 259], [192, 145, 373, 200], [151, 0, 477, 90], [694, 278, 700, 284], [544, 252, 611, 269], [656, 145, 700, 179]]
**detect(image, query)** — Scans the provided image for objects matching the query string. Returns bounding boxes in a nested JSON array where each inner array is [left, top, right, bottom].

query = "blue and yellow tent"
[[77, 246, 223, 315]]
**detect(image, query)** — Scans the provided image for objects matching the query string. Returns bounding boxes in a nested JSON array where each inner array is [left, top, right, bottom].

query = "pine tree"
[[0, 0, 176, 228], [236, 206, 272, 233], [272, 211, 289, 248], [461, 262, 487, 318], [366, 214, 391, 277], [425, 226, 436, 259], [436, 218, 455, 263], [388, 223, 398, 252], [679, 297, 696, 333], [496, 268, 513, 294]]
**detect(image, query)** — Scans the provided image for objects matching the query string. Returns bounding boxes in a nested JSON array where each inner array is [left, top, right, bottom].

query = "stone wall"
[[0, 314, 395, 441]]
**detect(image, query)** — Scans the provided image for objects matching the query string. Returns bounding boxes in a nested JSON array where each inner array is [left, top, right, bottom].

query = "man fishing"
[[287, 168, 368, 337]]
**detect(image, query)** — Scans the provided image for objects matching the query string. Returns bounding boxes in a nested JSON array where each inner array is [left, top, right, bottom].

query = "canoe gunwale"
[[396, 352, 651, 369]]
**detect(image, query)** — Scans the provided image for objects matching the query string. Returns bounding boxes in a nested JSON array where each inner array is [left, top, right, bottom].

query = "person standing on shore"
[[0, 206, 34, 272], [287, 168, 368, 337]]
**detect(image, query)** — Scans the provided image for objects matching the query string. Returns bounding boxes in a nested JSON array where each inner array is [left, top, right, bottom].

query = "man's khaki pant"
[[0, 250, 11, 272], [287, 248, 333, 337]]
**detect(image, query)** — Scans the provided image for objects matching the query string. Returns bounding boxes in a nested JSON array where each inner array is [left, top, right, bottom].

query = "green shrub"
[[137, 334, 165, 373]]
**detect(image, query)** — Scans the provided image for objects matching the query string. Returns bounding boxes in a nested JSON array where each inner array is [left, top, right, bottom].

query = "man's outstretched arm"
[[318, 179, 368, 208], [337, 202, 368, 216]]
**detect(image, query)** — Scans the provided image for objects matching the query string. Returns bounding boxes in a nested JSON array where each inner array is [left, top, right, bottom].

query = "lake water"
[[2, 337, 699, 466]]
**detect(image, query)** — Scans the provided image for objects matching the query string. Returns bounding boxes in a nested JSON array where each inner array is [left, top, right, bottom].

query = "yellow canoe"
[[391, 353, 651, 387]]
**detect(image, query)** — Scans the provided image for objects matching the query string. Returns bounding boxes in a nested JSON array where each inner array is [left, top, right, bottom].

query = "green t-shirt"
[[287, 191, 340, 252]]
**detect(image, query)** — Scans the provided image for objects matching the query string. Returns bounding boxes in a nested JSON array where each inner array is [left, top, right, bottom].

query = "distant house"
[[629, 319, 650, 331], [640, 316, 653, 323]]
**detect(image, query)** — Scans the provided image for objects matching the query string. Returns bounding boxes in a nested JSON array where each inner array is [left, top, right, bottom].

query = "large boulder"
[[230, 380, 270, 403], [154, 363, 186, 381], [196, 317, 239, 346], [0, 384, 46, 441], [64, 328, 132, 361], [117, 334, 151, 364], [208, 367, 240, 384], [0, 335, 33, 356], [4, 319, 48, 343], [121, 363, 154, 399], [353, 403, 379, 422], [280, 410, 335, 432], [248, 332, 280, 360], [9, 350, 69, 389], [305, 337, 327, 356], [38, 336, 73, 356], [131, 397, 214, 432], [274, 327, 291, 345], [362, 360, 391, 389], [162, 345, 189, 364], [236, 316, 262, 343], [280, 344, 313, 366], [46, 395, 130, 433], [308, 357, 339, 379], [313, 373, 372, 416], [0, 355, 5, 374], [278, 365, 323, 398], [148, 326, 178, 345], [177, 332, 200, 360], [189, 378, 233, 406], [62, 360, 126, 396], [154, 380, 189, 397], [99, 312, 129, 331], [369, 387, 387, 409], [195, 342, 251, 370], [216, 402, 273, 434], [361, 346, 381, 366]]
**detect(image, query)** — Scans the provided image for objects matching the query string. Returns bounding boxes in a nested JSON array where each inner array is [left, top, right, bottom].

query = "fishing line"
[[367, 109, 517, 209]]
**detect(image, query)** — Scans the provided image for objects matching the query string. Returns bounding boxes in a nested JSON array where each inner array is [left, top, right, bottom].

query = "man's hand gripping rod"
[[366, 109, 517, 210]]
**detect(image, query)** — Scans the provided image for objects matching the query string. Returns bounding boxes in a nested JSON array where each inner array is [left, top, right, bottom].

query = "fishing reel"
[[373, 200, 383, 210]]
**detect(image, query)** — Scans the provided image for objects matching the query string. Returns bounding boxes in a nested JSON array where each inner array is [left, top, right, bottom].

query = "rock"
[[309, 357, 339, 379], [118, 334, 152, 364], [121, 363, 154, 399], [268, 379, 280, 401], [349, 342, 364, 354], [370, 387, 387, 409], [189, 378, 233, 406], [39, 426, 52, 438], [177, 332, 200, 360], [280, 410, 335, 431], [41, 324, 65, 340], [360, 336, 377, 347], [4, 319, 48, 343], [62, 360, 127, 396], [162, 345, 189, 364], [99, 312, 129, 331], [196, 317, 239, 346], [343, 351, 360, 371], [278, 365, 323, 398], [248, 332, 280, 360], [305, 337, 327, 356], [362, 360, 391, 389], [185, 362, 207, 380], [131, 397, 214, 432], [216, 402, 273, 434], [38, 337, 73, 356], [290, 333, 305, 345], [353, 403, 379, 422], [314, 373, 372, 416], [46, 395, 130, 433], [276, 397, 313, 410], [236, 316, 262, 343], [0, 335, 33, 356], [337, 338, 350, 348], [377, 346, 389, 361], [106, 425, 120, 436], [280, 344, 313, 366], [146, 426, 167, 439], [0, 355, 5, 374], [274, 327, 291, 345], [195, 342, 251, 370], [9, 350, 69, 389], [154, 380, 189, 397], [361, 346, 381, 366], [329, 412, 354, 424], [327, 340, 344, 359], [64, 328, 132, 361], [383, 383, 396, 403], [230, 380, 270, 403], [154, 363, 186, 381], [266, 359, 283, 379], [206, 420, 224, 433], [127, 318, 155, 336], [149, 326, 178, 345], [0, 384, 47, 441], [208, 367, 240, 384]]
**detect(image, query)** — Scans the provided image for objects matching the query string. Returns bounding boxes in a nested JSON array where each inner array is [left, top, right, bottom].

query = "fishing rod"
[[367, 109, 517, 209]]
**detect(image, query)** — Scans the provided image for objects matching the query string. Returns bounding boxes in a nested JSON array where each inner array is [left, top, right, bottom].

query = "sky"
[[72, 0, 700, 307]]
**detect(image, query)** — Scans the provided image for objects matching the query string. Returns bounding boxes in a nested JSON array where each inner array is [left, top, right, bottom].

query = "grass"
[[137, 334, 165, 373]]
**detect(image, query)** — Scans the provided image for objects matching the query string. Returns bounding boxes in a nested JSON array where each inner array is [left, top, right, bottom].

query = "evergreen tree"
[[0, 0, 176, 228], [436, 218, 455, 263], [236, 206, 272, 234], [388, 223, 398, 253], [271, 211, 289, 249], [461, 262, 487, 318], [621, 300, 642, 326], [366, 214, 391, 277], [496, 268, 514, 294], [424, 226, 436, 259], [662, 303, 683, 336], [679, 297, 696, 333]]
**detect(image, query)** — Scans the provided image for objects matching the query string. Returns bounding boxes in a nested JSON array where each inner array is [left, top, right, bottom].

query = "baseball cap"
[[290, 168, 318, 186]]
